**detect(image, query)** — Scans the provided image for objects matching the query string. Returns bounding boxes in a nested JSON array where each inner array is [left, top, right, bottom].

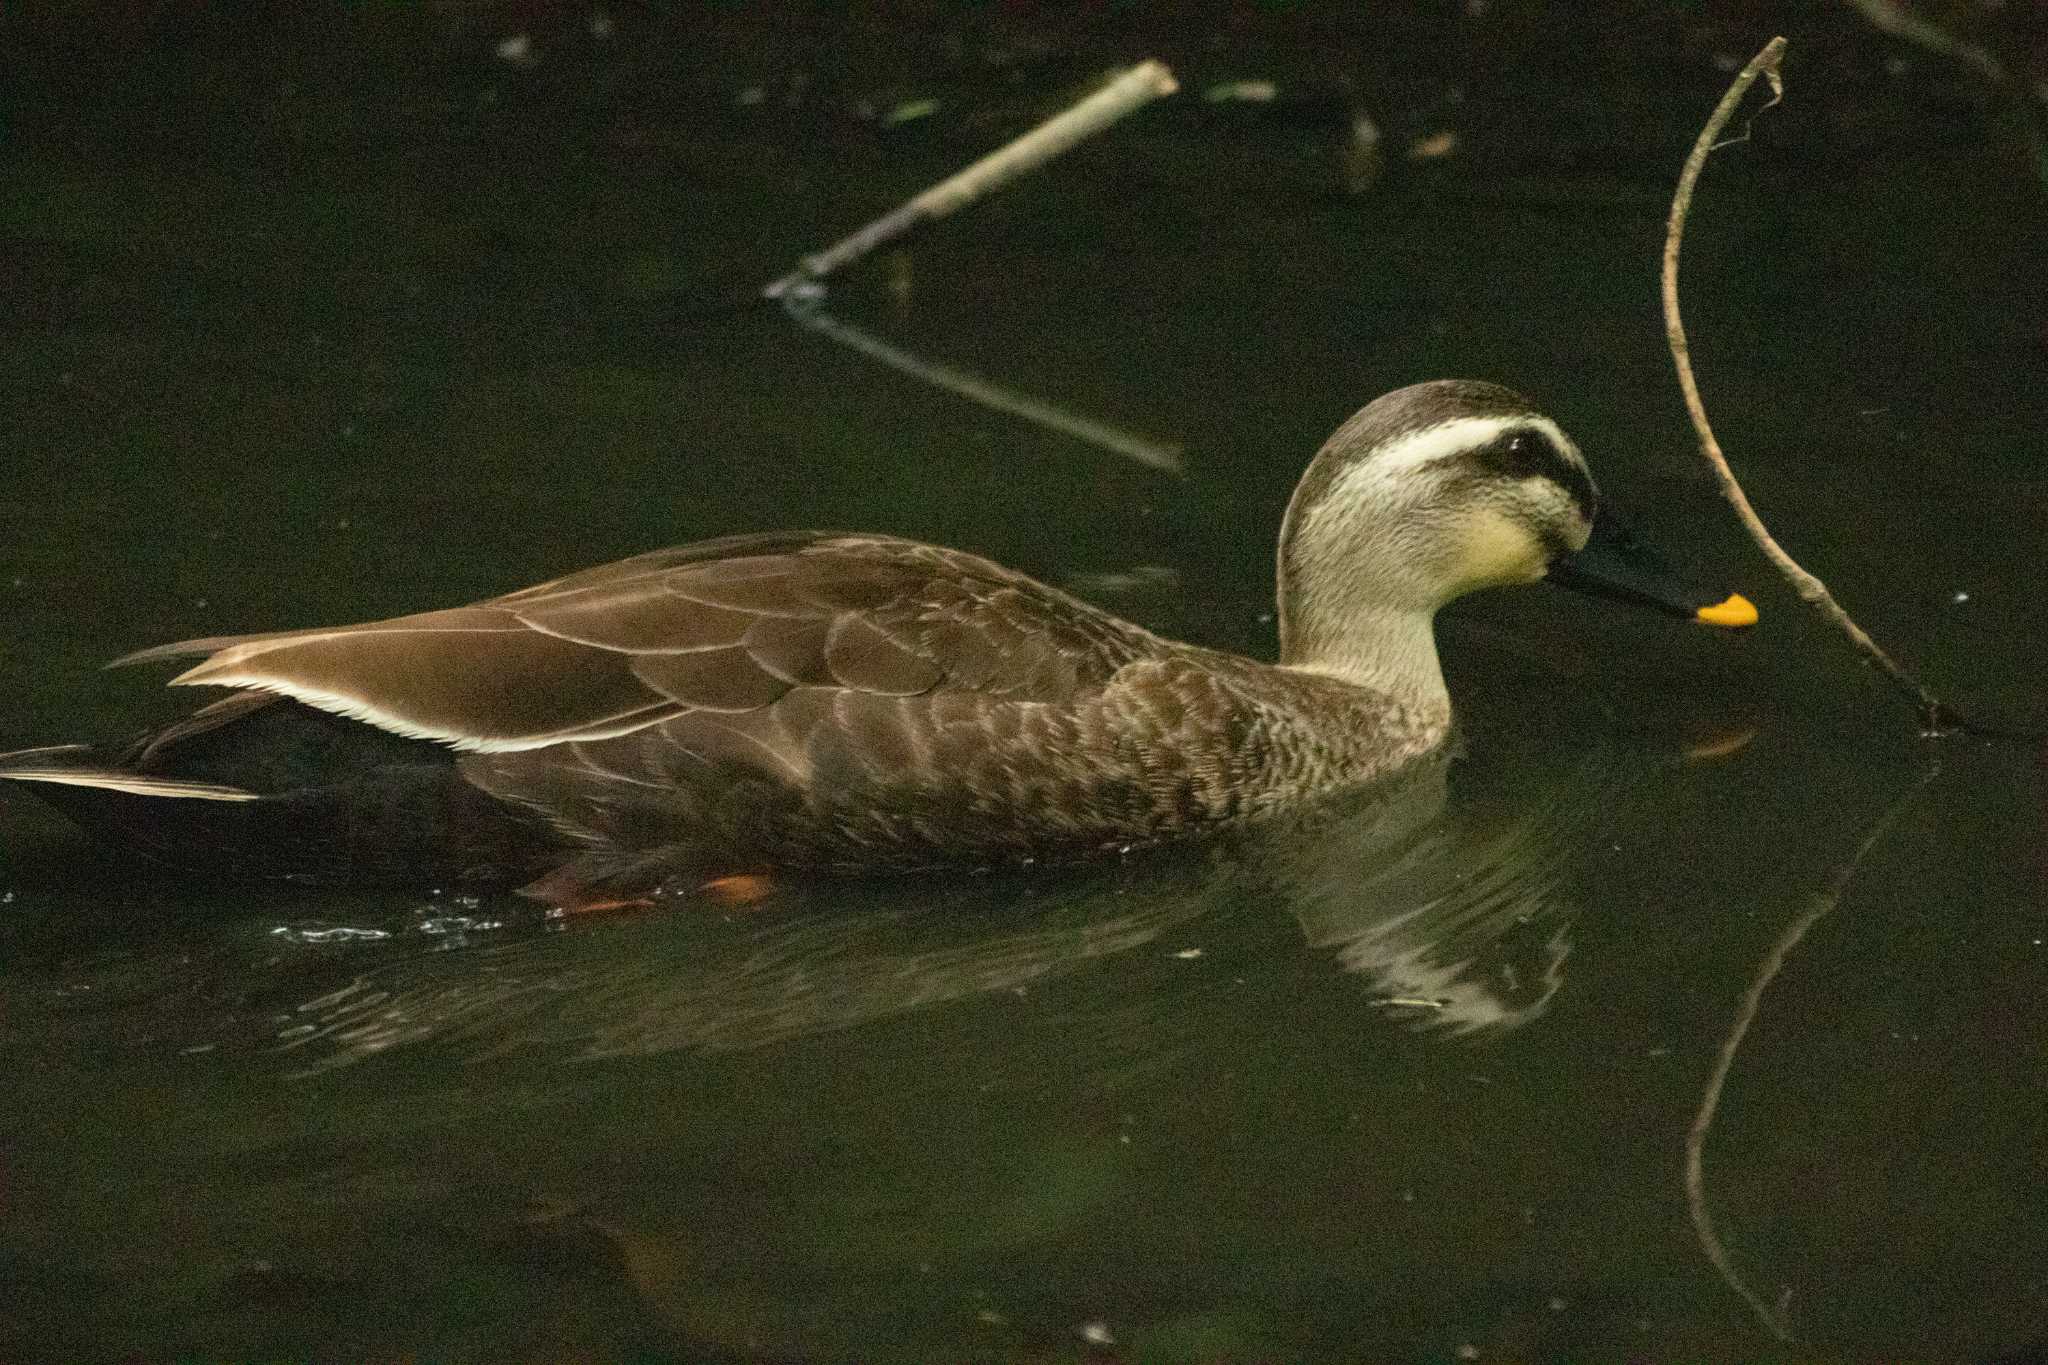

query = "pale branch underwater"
[[0, 381, 1753, 911]]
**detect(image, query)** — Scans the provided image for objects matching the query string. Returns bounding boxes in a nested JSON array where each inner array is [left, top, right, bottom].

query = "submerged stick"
[[1839, 0, 2048, 196], [1684, 764, 1937, 1342], [762, 59, 1187, 472], [789, 304, 1185, 474], [1839, 0, 2001, 84], [1662, 37, 1958, 734], [764, 60, 1179, 299]]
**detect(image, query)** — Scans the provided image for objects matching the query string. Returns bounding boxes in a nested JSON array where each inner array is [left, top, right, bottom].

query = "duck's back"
[[452, 539, 1441, 893]]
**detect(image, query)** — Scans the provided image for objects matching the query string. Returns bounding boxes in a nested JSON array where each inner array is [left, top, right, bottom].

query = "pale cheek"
[[1454, 510, 1546, 588]]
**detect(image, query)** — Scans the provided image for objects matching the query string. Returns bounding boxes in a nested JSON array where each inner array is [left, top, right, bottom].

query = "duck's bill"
[[1547, 511, 1757, 628]]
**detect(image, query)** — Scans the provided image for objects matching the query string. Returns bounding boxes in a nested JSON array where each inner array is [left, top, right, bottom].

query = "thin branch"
[[764, 61, 1179, 299], [1662, 36, 1960, 735], [1684, 763, 1937, 1343], [758, 61, 1185, 473]]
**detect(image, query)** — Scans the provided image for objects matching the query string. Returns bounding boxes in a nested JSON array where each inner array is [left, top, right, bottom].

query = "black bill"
[[1548, 510, 1756, 628]]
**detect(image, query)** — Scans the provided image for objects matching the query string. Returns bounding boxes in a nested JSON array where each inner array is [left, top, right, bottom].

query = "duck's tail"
[[0, 746, 259, 802], [1, 729, 561, 888], [0, 743, 271, 881]]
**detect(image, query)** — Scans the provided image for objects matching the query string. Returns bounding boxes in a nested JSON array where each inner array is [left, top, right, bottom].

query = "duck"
[[0, 380, 1754, 910]]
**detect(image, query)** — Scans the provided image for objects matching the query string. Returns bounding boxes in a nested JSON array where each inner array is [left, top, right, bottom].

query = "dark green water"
[[2, 9, 2045, 1362]]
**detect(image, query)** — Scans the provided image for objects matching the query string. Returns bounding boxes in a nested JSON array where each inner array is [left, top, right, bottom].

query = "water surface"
[[2, 9, 2044, 1361]]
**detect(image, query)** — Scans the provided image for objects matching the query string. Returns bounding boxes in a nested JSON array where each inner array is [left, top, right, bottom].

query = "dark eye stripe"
[[1475, 427, 1597, 523]]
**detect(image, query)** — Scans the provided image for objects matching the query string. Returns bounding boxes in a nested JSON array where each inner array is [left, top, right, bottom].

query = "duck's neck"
[[1278, 600, 1451, 721], [1272, 438, 1461, 723]]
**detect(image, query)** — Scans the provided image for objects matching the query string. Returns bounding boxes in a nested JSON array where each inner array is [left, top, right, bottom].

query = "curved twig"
[[1662, 37, 1962, 736]]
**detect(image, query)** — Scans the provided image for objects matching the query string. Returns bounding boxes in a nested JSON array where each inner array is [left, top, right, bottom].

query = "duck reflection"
[[271, 692, 1618, 1071], [1252, 750, 1593, 1039]]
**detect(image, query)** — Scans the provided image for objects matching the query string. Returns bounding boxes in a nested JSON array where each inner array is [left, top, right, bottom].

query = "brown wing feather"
[[630, 647, 794, 713], [485, 532, 836, 605], [167, 605, 675, 749], [508, 580, 758, 652], [118, 534, 1164, 762], [741, 615, 835, 686], [822, 614, 945, 695]]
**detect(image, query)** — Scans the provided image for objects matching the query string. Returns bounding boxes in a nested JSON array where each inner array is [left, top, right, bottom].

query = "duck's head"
[[1275, 380, 1600, 709]]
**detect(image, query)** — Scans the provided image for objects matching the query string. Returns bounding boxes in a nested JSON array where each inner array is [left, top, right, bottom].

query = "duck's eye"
[[1502, 432, 1540, 475], [1490, 428, 1598, 523]]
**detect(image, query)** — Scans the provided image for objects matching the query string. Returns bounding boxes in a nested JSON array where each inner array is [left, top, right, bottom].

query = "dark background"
[[1, 4, 2044, 1363]]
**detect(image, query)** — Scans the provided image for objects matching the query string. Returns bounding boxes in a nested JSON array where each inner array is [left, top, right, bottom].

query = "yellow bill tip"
[[1695, 593, 1758, 628]]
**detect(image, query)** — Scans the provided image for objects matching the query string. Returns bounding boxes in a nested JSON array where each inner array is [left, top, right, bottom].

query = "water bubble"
[[270, 924, 390, 944]]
